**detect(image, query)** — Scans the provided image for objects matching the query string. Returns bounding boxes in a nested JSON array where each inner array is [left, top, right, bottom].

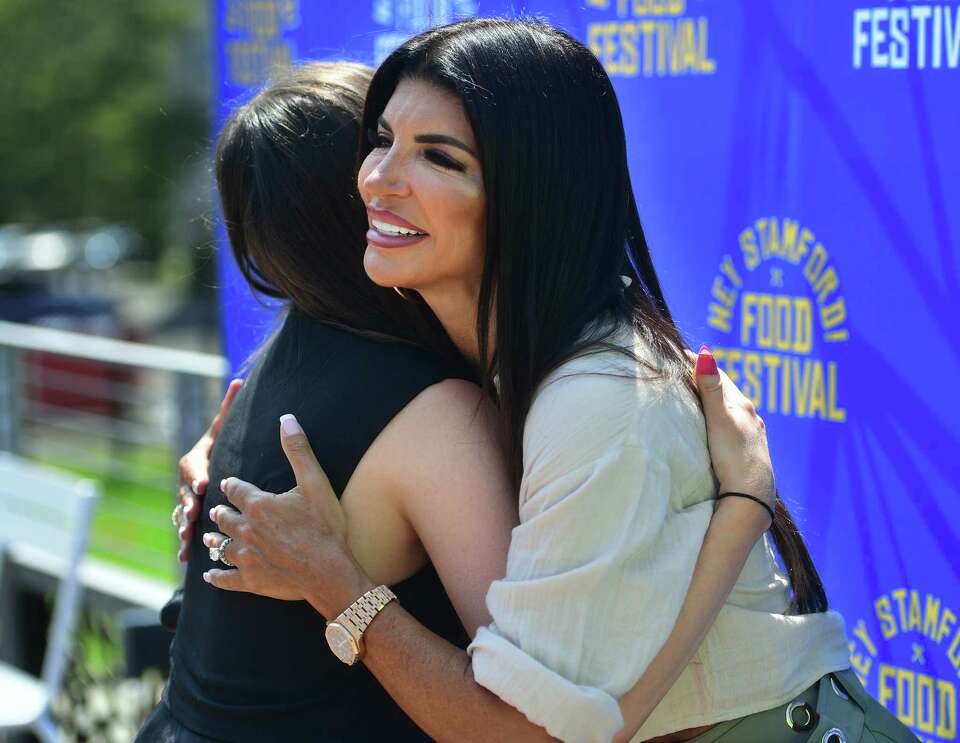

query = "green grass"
[[35, 446, 179, 584]]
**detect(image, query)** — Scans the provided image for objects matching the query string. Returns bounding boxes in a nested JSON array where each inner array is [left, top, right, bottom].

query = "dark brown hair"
[[363, 19, 827, 614], [215, 62, 458, 360]]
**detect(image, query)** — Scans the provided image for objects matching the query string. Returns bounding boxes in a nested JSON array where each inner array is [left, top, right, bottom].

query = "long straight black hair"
[[361, 18, 827, 614], [215, 62, 459, 363]]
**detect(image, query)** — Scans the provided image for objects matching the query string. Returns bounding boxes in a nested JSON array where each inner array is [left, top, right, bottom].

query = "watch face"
[[325, 623, 358, 665]]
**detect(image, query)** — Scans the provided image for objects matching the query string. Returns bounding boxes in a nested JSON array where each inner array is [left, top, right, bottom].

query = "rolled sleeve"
[[469, 625, 623, 743], [466, 367, 705, 742], [464, 336, 850, 741]]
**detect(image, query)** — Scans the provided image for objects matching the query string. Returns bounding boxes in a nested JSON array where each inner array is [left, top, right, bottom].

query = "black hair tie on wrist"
[[717, 492, 775, 527]]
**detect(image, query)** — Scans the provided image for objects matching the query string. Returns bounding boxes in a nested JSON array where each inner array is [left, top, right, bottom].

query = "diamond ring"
[[171, 502, 185, 530], [209, 537, 236, 567]]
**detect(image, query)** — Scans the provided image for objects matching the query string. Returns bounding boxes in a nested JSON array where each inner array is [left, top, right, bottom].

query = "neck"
[[419, 284, 484, 367]]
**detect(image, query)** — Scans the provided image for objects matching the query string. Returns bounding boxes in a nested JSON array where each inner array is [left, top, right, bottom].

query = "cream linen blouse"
[[467, 326, 850, 742]]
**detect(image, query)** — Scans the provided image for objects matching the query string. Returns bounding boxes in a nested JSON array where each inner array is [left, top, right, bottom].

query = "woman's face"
[[358, 78, 486, 302]]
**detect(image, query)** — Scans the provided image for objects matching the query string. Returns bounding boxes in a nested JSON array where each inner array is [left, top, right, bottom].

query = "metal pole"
[[0, 346, 21, 453], [173, 372, 210, 481]]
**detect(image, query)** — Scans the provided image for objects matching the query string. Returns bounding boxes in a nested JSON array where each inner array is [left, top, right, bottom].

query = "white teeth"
[[372, 218, 425, 236]]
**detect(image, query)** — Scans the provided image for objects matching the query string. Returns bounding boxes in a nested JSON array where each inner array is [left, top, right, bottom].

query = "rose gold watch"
[[324, 585, 397, 666]]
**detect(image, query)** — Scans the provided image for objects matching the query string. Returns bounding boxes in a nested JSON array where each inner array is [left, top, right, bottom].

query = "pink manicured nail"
[[202, 572, 212, 583], [696, 347, 718, 376], [209, 507, 217, 521], [280, 414, 302, 435]]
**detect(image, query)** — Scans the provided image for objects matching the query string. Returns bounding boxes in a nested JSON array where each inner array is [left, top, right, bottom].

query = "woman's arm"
[[614, 346, 774, 739], [345, 379, 516, 636], [160, 379, 243, 631], [206, 349, 774, 742], [174, 378, 243, 562]]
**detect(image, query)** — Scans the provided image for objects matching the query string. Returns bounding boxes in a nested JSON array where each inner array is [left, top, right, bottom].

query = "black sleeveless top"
[[166, 310, 470, 741]]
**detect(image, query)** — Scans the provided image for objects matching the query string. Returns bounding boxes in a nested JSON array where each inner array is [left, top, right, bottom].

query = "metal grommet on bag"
[[785, 701, 818, 731], [822, 728, 846, 743], [830, 676, 850, 701]]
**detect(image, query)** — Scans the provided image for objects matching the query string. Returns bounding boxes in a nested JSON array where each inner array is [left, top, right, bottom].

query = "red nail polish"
[[696, 348, 718, 376]]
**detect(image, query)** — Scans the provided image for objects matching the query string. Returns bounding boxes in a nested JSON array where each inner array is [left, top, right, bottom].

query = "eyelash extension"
[[425, 149, 466, 172], [366, 129, 466, 172]]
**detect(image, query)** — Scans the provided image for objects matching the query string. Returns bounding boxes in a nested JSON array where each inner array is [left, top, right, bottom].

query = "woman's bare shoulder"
[[392, 378, 499, 444]]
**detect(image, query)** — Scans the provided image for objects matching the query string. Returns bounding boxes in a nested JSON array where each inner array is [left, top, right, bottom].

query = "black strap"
[[717, 491, 775, 527]]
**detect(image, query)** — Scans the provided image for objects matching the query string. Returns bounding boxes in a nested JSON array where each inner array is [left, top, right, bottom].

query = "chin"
[[363, 243, 419, 289]]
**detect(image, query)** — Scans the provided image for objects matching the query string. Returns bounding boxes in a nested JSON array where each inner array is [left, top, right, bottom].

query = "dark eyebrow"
[[413, 134, 477, 158], [378, 115, 477, 158]]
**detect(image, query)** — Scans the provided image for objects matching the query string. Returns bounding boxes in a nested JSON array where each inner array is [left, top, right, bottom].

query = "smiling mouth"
[[370, 218, 427, 237]]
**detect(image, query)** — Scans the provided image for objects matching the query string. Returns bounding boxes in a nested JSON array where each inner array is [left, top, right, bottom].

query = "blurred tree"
[[0, 0, 210, 260]]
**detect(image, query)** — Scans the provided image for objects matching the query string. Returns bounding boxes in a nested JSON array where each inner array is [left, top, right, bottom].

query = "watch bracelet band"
[[337, 585, 397, 637]]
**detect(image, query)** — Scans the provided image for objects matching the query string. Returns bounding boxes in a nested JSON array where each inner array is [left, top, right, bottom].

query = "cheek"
[[468, 194, 485, 241], [443, 187, 485, 271], [425, 174, 482, 232]]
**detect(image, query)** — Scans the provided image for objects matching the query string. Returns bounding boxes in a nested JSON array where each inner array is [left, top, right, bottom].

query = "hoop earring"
[[393, 287, 417, 301]]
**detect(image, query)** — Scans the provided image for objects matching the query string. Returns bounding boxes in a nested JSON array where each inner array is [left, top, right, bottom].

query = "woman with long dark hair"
[[139, 61, 503, 742], [146, 59, 780, 742], [204, 19, 915, 743]]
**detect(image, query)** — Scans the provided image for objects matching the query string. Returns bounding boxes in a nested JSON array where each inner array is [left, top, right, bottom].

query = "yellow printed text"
[[877, 665, 956, 738], [587, 18, 715, 77], [712, 347, 846, 422]]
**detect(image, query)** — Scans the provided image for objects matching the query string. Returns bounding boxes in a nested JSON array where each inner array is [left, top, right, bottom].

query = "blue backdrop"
[[213, 2, 960, 738]]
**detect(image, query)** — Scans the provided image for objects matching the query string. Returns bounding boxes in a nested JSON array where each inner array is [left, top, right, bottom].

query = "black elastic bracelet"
[[717, 492, 775, 526]]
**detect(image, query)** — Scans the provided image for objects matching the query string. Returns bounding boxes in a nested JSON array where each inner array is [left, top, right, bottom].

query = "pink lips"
[[366, 207, 429, 249]]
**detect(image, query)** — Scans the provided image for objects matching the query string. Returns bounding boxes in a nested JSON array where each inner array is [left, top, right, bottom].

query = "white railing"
[[0, 320, 229, 579]]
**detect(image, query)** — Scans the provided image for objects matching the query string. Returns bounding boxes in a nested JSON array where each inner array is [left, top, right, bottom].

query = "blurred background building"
[[0, 3, 224, 740]]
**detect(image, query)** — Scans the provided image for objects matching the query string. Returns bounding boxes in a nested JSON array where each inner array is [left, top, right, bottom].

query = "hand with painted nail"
[[204, 414, 369, 616], [689, 345, 774, 514], [175, 379, 244, 562]]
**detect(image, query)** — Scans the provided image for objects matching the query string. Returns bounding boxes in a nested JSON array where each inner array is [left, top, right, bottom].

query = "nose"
[[360, 147, 411, 201]]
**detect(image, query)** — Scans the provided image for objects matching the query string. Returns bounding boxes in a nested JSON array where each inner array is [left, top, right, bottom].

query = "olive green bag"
[[683, 670, 916, 743]]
